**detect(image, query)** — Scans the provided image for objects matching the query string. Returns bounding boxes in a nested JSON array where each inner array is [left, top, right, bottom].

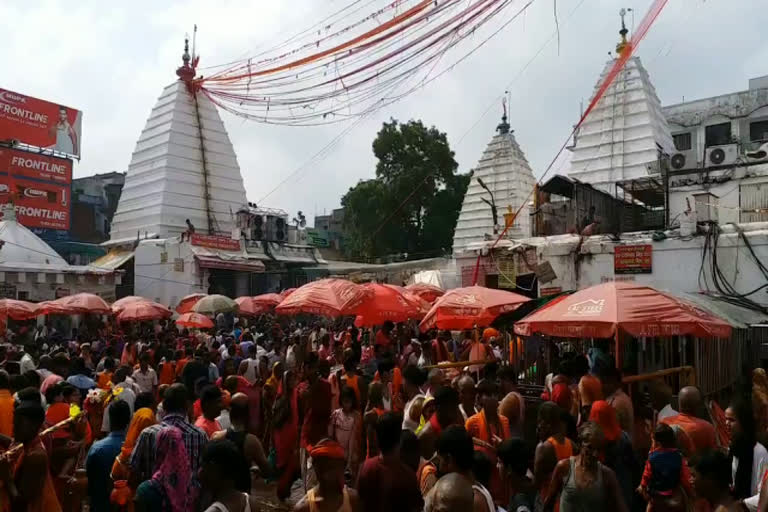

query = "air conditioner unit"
[[745, 142, 768, 162], [669, 150, 698, 171], [250, 214, 264, 241], [264, 215, 287, 242], [705, 144, 738, 168]]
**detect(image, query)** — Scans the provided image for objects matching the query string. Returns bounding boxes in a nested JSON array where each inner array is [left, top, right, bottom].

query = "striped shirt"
[[129, 414, 208, 489]]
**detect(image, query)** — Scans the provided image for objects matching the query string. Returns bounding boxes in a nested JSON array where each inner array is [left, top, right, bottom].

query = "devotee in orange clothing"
[[194, 385, 223, 438], [0, 400, 62, 512], [0, 371, 15, 438], [465, 379, 511, 503], [96, 359, 115, 391], [661, 386, 716, 456], [158, 358, 176, 387]]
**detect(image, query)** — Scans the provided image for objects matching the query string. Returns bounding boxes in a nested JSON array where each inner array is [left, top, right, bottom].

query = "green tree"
[[341, 119, 469, 261]]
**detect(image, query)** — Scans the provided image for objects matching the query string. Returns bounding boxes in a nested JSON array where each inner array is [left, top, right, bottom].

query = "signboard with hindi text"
[[0, 88, 82, 158], [189, 233, 241, 251], [614, 244, 653, 274]]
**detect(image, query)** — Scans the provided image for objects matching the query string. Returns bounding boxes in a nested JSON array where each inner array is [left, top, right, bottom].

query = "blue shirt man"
[[86, 399, 131, 512]]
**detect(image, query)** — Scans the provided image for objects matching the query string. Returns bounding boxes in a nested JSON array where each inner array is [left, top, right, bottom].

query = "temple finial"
[[176, 35, 195, 82], [616, 8, 630, 56], [497, 96, 511, 134]]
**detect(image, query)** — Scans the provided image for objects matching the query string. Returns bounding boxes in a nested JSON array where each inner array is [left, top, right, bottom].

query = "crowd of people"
[[0, 316, 765, 512]]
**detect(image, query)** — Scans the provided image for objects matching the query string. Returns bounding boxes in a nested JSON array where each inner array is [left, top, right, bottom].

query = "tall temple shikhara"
[[108, 39, 248, 244], [566, 13, 674, 191], [452, 107, 537, 254]]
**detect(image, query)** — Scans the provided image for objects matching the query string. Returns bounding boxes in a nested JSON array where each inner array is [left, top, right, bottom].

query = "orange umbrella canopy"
[[235, 295, 281, 316], [253, 293, 283, 307], [275, 278, 370, 318], [514, 281, 732, 339], [176, 294, 207, 314], [111, 296, 151, 313], [419, 286, 531, 332], [35, 300, 70, 316], [176, 312, 214, 329], [54, 293, 111, 314], [405, 283, 445, 303], [0, 299, 38, 320], [117, 301, 172, 323], [353, 283, 429, 327], [279, 288, 297, 298]]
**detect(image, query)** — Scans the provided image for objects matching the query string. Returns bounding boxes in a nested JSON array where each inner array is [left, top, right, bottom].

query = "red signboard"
[[189, 234, 241, 251], [614, 244, 653, 274], [0, 148, 72, 230], [539, 286, 562, 297], [0, 88, 82, 158], [0, 148, 72, 183], [0, 176, 70, 230]]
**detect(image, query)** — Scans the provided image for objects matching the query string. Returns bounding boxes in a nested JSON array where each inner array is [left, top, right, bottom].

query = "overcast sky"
[[2, 0, 764, 224]]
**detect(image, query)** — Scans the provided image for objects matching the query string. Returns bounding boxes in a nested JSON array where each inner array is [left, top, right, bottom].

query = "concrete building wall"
[[456, 223, 768, 306], [133, 238, 204, 307]]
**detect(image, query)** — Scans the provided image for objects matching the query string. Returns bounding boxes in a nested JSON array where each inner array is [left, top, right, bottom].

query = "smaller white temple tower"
[[567, 13, 674, 192], [452, 107, 537, 254]]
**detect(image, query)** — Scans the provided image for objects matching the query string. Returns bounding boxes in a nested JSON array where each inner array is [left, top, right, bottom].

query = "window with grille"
[[705, 123, 732, 147], [740, 182, 768, 223], [750, 120, 768, 143], [673, 132, 692, 151]]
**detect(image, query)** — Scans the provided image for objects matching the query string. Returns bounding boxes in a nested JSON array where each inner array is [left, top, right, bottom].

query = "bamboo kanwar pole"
[[424, 359, 497, 370], [1, 411, 86, 458]]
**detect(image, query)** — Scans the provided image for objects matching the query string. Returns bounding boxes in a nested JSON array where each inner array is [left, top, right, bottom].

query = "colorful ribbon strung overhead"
[[189, 0, 533, 126]]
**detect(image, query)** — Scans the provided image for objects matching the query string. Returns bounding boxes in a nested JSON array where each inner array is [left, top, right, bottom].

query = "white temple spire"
[[452, 107, 537, 254], [108, 38, 248, 243]]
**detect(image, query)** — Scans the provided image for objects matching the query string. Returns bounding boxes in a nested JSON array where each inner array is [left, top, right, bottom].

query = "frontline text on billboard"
[[0, 148, 72, 230], [0, 88, 82, 158], [0, 148, 72, 184]]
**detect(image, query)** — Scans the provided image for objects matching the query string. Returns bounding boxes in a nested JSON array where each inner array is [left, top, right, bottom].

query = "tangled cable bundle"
[[193, 0, 534, 126]]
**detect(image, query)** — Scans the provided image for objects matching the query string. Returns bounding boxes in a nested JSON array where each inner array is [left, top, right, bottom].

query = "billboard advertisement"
[[0, 148, 71, 230], [0, 88, 82, 158]]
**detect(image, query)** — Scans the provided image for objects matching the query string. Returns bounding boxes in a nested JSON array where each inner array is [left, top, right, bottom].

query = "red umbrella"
[[111, 296, 151, 313], [117, 301, 172, 323], [353, 283, 429, 327], [176, 312, 214, 329], [275, 279, 370, 318], [514, 282, 732, 339], [419, 286, 531, 332], [406, 283, 445, 303], [235, 294, 281, 316], [54, 293, 111, 314], [253, 293, 284, 307], [176, 293, 207, 314], [35, 300, 70, 316], [0, 299, 38, 320], [280, 288, 297, 298]]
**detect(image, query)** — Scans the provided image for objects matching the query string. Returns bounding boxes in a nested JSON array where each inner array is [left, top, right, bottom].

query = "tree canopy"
[[341, 119, 469, 261]]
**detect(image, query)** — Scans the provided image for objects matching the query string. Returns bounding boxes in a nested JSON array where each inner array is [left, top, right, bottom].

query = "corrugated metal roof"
[[90, 249, 135, 270], [675, 292, 768, 328]]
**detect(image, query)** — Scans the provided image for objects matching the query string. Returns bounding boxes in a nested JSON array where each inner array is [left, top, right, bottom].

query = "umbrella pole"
[[614, 330, 622, 370]]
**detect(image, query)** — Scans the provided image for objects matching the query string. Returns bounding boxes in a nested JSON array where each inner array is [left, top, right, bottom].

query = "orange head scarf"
[[578, 375, 603, 406], [45, 402, 72, 440], [119, 408, 156, 462], [552, 382, 572, 411], [309, 439, 345, 460], [589, 400, 621, 442]]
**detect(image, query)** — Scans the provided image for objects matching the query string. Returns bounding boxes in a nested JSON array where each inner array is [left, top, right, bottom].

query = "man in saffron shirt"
[[300, 352, 332, 491], [660, 386, 716, 456], [194, 384, 223, 438], [357, 412, 423, 512], [375, 321, 394, 351]]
